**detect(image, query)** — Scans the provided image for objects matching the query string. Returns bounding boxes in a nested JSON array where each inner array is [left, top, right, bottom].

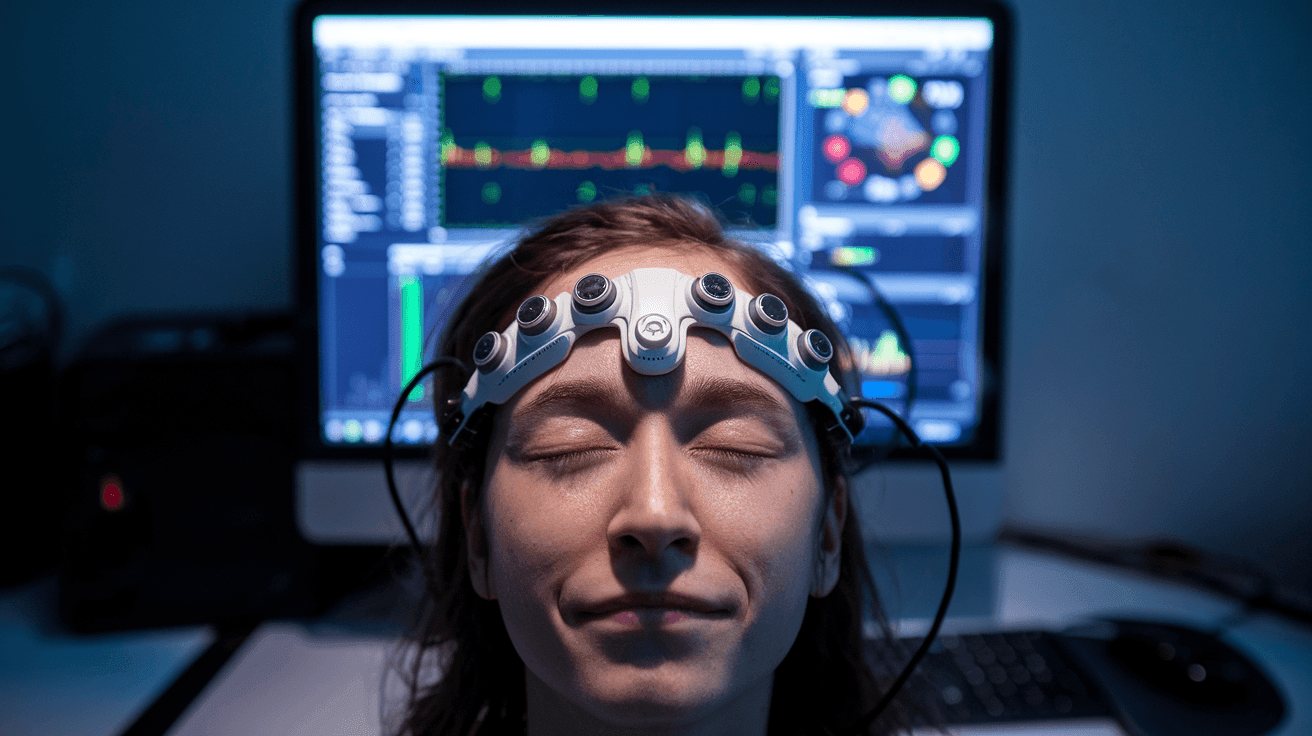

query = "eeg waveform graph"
[[440, 74, 781, 226]]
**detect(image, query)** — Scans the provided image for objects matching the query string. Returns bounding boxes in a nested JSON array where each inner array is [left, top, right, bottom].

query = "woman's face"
[[467, 246, 846, 730]]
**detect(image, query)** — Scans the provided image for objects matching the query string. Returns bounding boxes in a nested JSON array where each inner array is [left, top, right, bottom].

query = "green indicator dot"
[[738, 182, 757, 205], [473, 141, 492, 167], [685, 126, 705, 169], [439, 129, 454, 162], [830, 246, 879, 267], [481, 181, 501, 204], [762, 186, 777, 207], [763, 77, 780, 103], [625, 130, 644, 167], [577, 180, 597, 202], [808, 88, 844, 108], [631, 77, 649, 104], [742, 77, 761, 103], [723, 131, 742, 178], [530, 139, 550, 167], [888, 75, 917, 105], [931, 135, 960, 166], [580, 75, 598, 104], [482, 76, 501, 103], [635, 183, 652, 196]]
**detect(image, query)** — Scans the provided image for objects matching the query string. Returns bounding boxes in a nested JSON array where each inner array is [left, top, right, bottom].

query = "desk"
[[4, 547, 1308, 736]]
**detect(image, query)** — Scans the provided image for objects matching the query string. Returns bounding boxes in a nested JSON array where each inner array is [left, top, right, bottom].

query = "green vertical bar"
[[400, 276, 424, 401]]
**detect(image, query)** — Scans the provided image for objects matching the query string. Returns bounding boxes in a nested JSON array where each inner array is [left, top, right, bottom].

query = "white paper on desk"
[[912, 721, 1127, 736]]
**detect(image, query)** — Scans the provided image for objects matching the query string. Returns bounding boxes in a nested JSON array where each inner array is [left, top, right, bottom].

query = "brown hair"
[[397, 194, 922, 735]]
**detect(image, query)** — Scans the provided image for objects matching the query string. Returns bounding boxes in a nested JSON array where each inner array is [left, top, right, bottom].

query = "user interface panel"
[[309, 15, 998, 450]]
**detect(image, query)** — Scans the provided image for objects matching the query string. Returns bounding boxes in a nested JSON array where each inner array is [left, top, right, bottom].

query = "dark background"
[[1, 0, 1309, 593]]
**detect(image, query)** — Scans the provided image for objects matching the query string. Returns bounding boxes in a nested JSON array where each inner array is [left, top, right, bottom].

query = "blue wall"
[[1, 1, 1308, 589]]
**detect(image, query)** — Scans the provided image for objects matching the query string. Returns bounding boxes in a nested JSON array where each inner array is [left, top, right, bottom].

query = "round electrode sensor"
[[693, 272, 734, 311], [516, 295, 556, 336], [572, 273, 616, 313], [749, 293, 788, 334]]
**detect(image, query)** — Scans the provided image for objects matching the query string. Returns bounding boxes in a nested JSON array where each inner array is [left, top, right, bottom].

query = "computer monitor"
[[293, 1, 1011, 545]]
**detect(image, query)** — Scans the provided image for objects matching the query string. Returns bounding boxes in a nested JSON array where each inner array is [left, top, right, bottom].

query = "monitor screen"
[[296, 4, 1008, 476]]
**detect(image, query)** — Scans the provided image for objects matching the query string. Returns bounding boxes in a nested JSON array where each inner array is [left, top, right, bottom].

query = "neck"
[[524, 669, 773, 736]]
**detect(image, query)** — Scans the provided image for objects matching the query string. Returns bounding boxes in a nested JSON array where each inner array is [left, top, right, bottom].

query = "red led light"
[[100, 476, 125, 511], [822, 134, 851, 164], [836, 157, 867, 186]]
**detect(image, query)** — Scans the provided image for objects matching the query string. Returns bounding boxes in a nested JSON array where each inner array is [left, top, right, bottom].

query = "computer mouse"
[[1056, 618, 1285, 736]]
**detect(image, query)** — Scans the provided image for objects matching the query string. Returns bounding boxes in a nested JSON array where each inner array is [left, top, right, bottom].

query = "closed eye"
[[524, 446, 618, 472]]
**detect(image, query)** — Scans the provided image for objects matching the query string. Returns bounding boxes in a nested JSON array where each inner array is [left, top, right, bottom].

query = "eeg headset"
[[384, 267, 959, 736], [442, 268, 865, 446]]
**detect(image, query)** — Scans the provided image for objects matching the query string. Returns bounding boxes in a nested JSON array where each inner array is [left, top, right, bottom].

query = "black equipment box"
[[57, 312, 319, 631]]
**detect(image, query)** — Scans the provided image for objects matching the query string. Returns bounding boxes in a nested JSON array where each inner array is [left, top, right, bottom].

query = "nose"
[[606, 423, 701, 562]]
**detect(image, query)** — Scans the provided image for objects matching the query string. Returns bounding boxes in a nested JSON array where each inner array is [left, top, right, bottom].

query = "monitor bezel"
[[292, 0, 1012, 463]]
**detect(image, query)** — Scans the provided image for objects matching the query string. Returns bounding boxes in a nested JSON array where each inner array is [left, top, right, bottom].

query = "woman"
[[397, 194, 925, 735]]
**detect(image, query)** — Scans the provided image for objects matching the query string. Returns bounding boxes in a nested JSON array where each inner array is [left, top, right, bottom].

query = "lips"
[[571, 591, 734, 624]]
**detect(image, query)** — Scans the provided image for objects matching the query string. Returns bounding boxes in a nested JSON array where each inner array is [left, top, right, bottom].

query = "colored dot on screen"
[[888, 75, 917, 104], [931, 135, 960, 166], [915, 158, 948, 191], [836, 157, 867, 186], [742, 77, 761, 103], [101, 480, 124, 510], [580, 76, 599, 104], [823, 134, 851, 163], [841, 88, 870, 116]]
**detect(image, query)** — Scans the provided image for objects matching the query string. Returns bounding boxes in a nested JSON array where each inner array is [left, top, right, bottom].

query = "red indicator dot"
[[100, 478, 124, 511], [822, 134, 851, 164], [836, 157, 867, 186]]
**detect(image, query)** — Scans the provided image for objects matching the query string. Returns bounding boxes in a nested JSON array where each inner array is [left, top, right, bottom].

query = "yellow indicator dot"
[[685, 127, 705, 169], [841, 88, 870, 116], [530, 139, 549, 167], [473, 142, 492, 168], [723, 131, 742, 178], [915, 158, 947, 191], [625, 131, 644, 168]]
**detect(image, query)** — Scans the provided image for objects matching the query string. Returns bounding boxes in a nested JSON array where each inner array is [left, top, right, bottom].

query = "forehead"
[[535, 244, 748, 300]]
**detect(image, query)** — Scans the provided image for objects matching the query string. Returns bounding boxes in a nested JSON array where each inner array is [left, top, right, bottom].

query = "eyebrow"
[[512, 374, 794, 427]]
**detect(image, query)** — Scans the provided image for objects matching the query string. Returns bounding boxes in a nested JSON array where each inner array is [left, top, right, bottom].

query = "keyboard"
[[867, 630, 1115, 726]]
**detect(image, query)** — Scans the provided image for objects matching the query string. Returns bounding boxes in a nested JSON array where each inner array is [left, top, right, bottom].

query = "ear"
[[461, 482, 496, 600], [811, 475, 848, 598]]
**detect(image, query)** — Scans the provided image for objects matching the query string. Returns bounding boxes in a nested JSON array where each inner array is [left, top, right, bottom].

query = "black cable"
[[384, 357, 470, 587], [843, 398, 960, 736], [833, 266, 918, 421], [833, 267, 917, 474]]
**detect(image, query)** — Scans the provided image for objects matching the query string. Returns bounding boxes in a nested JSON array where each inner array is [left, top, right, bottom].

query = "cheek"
[[482, 462, 607, 607], [700, 466, 824, 602]]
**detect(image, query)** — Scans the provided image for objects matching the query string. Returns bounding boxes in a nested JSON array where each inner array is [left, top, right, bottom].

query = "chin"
[[573, 662, 734, 726]]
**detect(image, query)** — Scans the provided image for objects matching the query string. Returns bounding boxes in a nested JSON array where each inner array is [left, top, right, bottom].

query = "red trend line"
[[441, 145, 777, 172]]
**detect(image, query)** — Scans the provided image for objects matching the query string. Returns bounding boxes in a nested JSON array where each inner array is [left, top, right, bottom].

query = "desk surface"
[[4, 547, 1309, 736]]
